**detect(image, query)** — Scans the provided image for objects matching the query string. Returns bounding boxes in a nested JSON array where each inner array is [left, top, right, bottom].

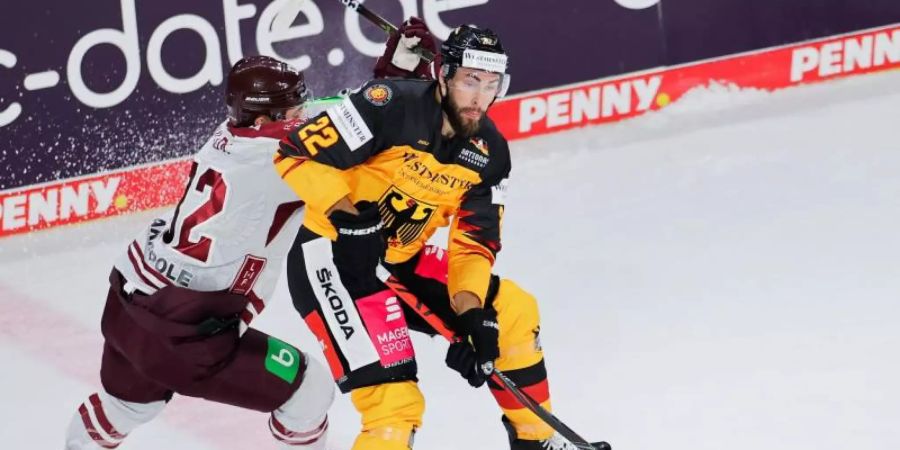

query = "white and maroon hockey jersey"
[[114, 119, 306, 330]]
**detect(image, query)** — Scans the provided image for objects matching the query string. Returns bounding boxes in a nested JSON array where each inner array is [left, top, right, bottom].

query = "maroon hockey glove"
[[373, 17, 440, 80]]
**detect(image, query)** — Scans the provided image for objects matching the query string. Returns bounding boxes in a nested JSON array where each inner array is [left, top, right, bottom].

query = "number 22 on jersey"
[[297, 116, 339, 156]]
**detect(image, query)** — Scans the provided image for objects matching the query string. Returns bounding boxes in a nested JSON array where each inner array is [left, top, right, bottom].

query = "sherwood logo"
[[0, 177, 121, 232], [791, 28, 899, 82], [316, 267, 355, 339], [518, 75, 662, 133]]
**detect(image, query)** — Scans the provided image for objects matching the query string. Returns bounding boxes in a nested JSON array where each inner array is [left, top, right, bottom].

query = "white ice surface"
[[2, 70, 899, 450]]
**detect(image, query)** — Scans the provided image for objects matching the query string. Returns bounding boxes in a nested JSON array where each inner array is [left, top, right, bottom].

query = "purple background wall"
[[662, 0, 900, 64], [1, 0, 898, 191]]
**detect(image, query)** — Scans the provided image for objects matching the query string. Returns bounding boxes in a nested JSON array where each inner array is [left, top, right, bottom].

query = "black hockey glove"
[[446, 341, 486, 387], [445, 307, 499, 387], [328, 201, 386, 298]]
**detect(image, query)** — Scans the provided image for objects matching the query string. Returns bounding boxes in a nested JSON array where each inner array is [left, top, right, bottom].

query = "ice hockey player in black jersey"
[[276, 20, 609, 450]]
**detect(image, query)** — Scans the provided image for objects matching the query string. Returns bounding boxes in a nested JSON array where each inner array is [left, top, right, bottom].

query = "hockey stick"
[[334, 0, 436, 62], [304, 95, 344, 108], [375, 267, 609, 450]]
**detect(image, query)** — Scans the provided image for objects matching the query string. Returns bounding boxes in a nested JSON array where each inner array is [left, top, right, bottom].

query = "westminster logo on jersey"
[[378, 187, 436, 246]]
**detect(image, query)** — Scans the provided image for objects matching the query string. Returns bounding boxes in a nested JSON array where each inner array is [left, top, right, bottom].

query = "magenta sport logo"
[[355, 290, 415, 366]]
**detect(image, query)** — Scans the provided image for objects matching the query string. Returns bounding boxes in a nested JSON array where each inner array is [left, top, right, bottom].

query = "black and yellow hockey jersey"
[[274, 79, 511, 302]]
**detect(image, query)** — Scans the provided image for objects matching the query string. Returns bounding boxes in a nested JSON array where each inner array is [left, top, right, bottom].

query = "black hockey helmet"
[[440, 25, 510, 97], [225, 56, 309, 127]]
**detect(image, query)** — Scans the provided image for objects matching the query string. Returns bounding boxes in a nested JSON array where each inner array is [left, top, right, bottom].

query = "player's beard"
[[443, 94, 485, 138]]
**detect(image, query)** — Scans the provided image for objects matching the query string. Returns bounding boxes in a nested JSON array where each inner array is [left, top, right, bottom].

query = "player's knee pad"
[[350, 381, 424, 450], [270, 353, 334, 448], [65, 392, 165, 449], [493, 279, 544, 371]]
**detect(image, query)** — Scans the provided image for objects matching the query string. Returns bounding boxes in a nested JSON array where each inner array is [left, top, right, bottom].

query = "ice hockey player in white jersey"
[[64, 56, 334, 449]]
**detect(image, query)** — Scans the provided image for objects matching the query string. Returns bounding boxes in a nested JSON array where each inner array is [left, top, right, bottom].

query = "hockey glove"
[[446, 307, 500, 387], [446, 341, 487, 387], [373, 17, 440, 80], [328, 201, 386, 298]]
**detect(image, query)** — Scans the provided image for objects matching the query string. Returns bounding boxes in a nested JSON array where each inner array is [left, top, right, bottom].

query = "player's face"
[[284, 106, 304, 120], [445, 68, 501, 136], [256, 105, 305, 126]]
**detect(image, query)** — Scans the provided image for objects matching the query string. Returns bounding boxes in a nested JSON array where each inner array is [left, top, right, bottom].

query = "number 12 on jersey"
[[163, 162, 228, 263]]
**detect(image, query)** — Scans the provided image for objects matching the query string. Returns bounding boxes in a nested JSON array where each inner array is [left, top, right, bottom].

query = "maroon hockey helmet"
[[225, 55, 309, 127]]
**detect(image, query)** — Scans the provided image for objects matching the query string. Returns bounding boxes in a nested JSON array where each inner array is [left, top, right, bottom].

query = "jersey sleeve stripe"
[[126, 245, 164, 291], [130, 242, 173, 287], [240, 309, 254, 326]]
